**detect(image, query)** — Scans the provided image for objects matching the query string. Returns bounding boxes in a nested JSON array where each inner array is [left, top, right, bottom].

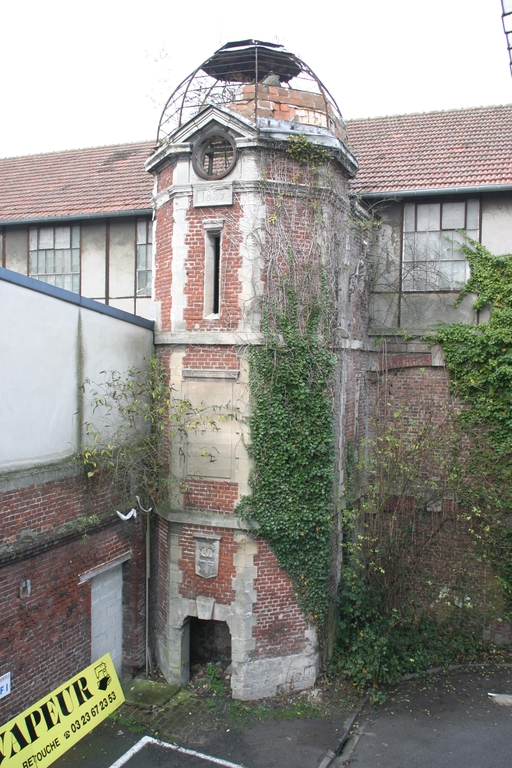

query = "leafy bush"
[[336, 571, 482, 690]]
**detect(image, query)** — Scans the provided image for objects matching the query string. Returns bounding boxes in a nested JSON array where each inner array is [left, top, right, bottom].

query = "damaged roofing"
[[0, 105, 511, 221], [0, 141, 156, 224], [346, 104, 512, 196]]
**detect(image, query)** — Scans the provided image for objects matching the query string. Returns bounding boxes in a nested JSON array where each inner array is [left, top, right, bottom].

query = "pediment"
[[169, 105, 259, 144], [146, 106, 259, 173]]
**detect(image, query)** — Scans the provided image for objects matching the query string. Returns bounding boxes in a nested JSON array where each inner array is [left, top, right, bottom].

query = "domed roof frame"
[[157, 40, 344, 142]]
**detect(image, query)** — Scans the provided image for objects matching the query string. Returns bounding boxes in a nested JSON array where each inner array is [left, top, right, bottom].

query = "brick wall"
[[0, 470, 145, 722], [0, 472, 119, 543], [251, 539, 308, 659], [154, 200, 174, 333], [0, 522, 145, 722], [158, 162, 173, 190], [362, 360, 505, 625], [183, 202, 243, 331], [178, 525, 237, 603], [184, 479, 238, 513], [182, 345, 239, 371]]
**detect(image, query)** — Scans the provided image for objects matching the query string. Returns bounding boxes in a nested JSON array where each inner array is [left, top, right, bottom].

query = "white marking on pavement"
[[488, 692, 512, 706], [108, 735, 247, 768]]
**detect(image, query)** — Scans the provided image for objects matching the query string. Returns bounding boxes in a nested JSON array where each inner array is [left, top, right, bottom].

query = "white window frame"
[[402, 199, 480, 292], [136, 218, 153, 297], [29, 224, 81, 293]]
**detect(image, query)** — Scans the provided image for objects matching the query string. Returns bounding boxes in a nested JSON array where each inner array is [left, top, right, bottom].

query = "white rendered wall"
[[0, 277, 153, 472], [482, 193, 512, 255]]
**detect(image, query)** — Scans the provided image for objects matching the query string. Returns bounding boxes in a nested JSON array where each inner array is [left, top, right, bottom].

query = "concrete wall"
[[0, 271, 154, 473], [482, 192, 512, 254], [1, 216, 154, 319], [369, 193, 512, 335]]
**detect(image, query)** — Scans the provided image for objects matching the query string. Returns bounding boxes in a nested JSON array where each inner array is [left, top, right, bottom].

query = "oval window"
[[192, 131, 237, 180]]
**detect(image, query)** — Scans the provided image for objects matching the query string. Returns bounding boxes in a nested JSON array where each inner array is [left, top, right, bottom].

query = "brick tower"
[[147, 41, 359, 699]]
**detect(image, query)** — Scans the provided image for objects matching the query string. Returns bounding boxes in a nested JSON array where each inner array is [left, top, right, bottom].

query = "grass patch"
[[225, 698, 325, 726], [226, 701, 268, 726], [272, 701, 325, 720], [113, 713, 146, 733], [206, 663, 226, 697]]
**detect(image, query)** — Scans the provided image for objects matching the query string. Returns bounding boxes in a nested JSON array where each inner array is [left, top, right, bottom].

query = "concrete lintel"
[[193, 183, 233, 208], [155, 331, 263, 345], [336, 338, 374, 352], [0, 460, 80, 493], [182, 369, 239, 380], [153, 184, 193, 209], [79, 553, 131, 584], [156, 506, 251, 530]]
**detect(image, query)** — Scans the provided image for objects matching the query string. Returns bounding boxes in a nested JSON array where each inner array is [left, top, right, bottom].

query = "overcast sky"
[[1, 0, 510, 158]]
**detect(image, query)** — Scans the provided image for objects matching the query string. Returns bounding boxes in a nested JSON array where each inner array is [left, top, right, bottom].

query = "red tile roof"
[[1, 105, 511, 221], [346, 105, 512, 195], [0, 141, 156, 223]]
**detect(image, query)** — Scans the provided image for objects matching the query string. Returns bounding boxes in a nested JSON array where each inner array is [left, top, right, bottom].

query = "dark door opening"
[[189, 618, 231, 668]]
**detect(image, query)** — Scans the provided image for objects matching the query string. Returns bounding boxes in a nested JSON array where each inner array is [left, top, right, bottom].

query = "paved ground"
[[53, 664, 512, 768], [53, 674, 355, 768], [336, 665, 512, 767]]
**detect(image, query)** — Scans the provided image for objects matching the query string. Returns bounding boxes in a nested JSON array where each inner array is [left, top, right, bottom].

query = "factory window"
[[29, 225, 80, 293], [402, 200, 479, 291], [136, 219, 153, 297]]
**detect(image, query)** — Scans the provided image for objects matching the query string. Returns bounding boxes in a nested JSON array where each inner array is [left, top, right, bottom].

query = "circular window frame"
[[192, 130, 238, 181]]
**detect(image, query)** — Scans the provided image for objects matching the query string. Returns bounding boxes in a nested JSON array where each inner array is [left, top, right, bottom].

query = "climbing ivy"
[[435, 241, 512, 447], [83, 356, 223, 509], [333, 240, 512, 693], [286, 132, 329, 169], [433, 240, 512, 612], [237, 294, 336, 625], [236, 136, 338, 625]]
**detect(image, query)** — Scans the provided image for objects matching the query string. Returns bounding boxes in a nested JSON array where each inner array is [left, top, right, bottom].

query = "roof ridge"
[[346, 103, 512, 123], [0, 139, 156, 162]]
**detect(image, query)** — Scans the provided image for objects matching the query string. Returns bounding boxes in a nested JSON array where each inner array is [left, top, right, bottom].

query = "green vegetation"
[[237, 296, 336, 624], [237, 137, 337, 626], [335, 240, 512, 693], [82, 355, 225, 509], [286, 132, 329, 169], [206, 663, 226, 697], [108, 712, 146, 733], [434, 241, 512, 613]]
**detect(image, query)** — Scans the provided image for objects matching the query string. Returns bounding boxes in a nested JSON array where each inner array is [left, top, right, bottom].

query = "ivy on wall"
[[83, 356, 223, 509], [436, 241, 512, 447], [237, 298, 336, 624], [434, 240, 512, 612], [237, 136, 339, 625], [335, 240, 512, 693]]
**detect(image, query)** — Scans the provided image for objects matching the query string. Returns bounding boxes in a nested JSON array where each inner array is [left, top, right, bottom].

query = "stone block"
[[196, 595, 215, 620]]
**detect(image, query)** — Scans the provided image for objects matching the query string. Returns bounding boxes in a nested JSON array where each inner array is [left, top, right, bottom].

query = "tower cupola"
[[157, 39, 347, 143]]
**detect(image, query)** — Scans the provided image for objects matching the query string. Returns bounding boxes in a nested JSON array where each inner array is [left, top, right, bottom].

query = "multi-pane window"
[[29, 225, 80, 293], [136, 219, 153, 297], [402, 200, 479, 291]]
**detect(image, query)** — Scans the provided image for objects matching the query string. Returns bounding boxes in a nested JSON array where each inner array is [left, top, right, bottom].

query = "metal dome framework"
[[157, 40, 344, 142]]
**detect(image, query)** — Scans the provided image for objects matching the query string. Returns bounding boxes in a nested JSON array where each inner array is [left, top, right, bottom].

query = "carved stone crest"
[[194, 533, 221, 579]]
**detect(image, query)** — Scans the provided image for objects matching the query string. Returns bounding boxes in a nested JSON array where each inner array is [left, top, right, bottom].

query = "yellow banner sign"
[[0, 653, 125, 768]]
